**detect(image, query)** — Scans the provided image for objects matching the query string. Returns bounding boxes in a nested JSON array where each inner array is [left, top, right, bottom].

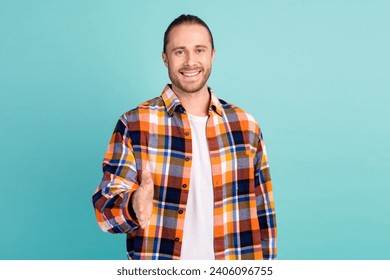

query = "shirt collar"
[[161, 84, 223, 117]]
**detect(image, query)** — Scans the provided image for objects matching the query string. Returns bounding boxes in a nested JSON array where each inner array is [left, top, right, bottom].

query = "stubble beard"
[[168, 66, 212, 94]]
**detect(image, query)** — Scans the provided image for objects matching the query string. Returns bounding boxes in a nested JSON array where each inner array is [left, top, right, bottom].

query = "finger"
[[139, 219, 146, 229], [141, 169, 153, 187], [139, 218, 150, 229], [140, 171, 154, 199]]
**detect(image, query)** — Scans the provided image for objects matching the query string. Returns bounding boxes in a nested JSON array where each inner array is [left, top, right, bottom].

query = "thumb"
[[140, 169, 153, 192]]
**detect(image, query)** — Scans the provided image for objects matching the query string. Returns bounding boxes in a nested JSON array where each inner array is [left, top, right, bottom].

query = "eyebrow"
[[194, 44, 208, 49], [172, 46, 185, 52], [171, 45, 209, 52]]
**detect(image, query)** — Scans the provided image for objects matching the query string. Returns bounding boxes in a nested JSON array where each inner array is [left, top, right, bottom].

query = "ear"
[[211, 48, 216, 64], [162, 52, 168, 68]]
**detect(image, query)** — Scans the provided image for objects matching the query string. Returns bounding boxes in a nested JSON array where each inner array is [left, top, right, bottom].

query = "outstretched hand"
[[132, 170, 154, 229]]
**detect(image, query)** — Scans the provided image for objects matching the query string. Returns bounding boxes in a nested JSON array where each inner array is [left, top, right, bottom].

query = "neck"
[[171, 84, 210, 116]]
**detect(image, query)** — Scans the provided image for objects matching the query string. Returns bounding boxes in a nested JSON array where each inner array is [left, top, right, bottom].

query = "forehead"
[[166, 23, 212, 49]]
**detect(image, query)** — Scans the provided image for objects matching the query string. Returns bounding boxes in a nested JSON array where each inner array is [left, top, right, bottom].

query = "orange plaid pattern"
[[92, 85, 277, 259]]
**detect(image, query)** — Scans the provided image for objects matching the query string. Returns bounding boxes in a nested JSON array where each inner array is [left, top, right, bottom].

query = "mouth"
[[180, 70, 201, 78]]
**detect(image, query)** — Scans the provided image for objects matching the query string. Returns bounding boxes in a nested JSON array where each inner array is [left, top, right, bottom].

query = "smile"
[[180, 71, 201, 77]]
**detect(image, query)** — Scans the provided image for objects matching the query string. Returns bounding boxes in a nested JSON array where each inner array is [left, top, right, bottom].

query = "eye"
[[196, 48, 205, 54], [175, 49, 185, 56]]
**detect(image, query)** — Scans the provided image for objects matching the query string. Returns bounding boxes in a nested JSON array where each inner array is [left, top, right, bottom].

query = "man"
[[92, 14, 277, 260]]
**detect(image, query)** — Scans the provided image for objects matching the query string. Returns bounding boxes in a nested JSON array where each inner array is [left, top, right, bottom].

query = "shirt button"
[[185, 132, 190, 136], [182, 184, 187, 189], [185, 157, 190, 162], [178, 210, 183, 214], [175, 238, 180, 242]]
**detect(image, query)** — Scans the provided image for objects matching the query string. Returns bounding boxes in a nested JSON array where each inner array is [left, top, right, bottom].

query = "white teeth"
[[182, 71, 199, 77]]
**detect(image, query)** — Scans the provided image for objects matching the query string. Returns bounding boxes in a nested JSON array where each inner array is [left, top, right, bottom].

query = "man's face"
[[162, 23, 215, 95]]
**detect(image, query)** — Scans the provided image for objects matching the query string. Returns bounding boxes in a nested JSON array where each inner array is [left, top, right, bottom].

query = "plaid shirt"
[[92, 85, 277, 260]]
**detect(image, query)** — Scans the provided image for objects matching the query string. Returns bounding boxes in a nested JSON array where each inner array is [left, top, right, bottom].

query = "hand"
[[132, 170, 154, 229]]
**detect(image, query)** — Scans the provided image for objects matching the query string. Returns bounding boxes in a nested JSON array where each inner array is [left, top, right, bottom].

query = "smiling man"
[[92, 14, 277, 260]]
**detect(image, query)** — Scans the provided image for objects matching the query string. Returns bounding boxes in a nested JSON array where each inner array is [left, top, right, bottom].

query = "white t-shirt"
[[180, 114, 215, 260]]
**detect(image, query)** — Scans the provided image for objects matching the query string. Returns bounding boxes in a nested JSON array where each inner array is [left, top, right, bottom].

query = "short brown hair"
[[163, 14, 214, 53]]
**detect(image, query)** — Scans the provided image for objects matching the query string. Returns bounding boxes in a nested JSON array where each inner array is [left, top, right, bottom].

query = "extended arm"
[[92, 117, 140, 234]]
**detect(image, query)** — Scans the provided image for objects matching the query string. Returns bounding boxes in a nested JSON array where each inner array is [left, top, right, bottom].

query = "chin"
[[179, 83, 207, 94]]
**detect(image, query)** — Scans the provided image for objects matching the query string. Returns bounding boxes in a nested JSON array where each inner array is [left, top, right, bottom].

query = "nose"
[[184, 51, 197, 67]]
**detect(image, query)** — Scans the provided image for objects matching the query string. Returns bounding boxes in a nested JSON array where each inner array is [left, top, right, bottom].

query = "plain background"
[[1, 0, 389, 260]]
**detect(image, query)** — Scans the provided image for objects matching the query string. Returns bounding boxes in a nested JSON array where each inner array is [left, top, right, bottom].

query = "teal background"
[[1, 0, 389, 260]]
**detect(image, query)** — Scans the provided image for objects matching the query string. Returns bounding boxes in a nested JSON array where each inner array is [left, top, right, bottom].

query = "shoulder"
[[120, 96, 164, 123], [216, 98, 264, 149], [219, 98, 260, 131]]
